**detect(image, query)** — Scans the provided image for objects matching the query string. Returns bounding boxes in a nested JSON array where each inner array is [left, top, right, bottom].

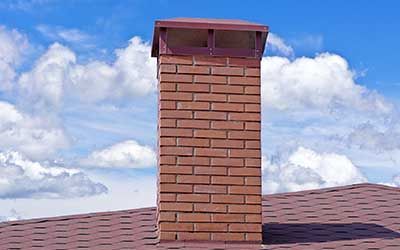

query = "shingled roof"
[[1, 183, 399, 249]]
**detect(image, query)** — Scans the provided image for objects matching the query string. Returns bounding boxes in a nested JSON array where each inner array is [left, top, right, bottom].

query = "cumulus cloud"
[[0, 26, 29, 91], [0, 150, 107, 199], [263, 147, 367, 194], [18, 37, 156, 110], [266, 33, 294, 57], [261, 53, 392, 114], [0, 101, 69, 159], [346, 123, 400, 152], [36, 24, 92, 44], [80, 140, 156, 168]]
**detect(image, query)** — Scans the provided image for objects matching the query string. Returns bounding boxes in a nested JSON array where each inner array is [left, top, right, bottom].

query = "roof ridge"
[[262, 182, 400, 199]]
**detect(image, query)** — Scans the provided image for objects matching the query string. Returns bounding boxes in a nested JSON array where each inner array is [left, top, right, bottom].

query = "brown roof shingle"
[[1, 183, 399, 249]]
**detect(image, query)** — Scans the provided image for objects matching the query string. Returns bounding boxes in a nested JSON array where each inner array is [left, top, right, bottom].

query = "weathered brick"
[[212, 67, 244, 76], [177, 101, 209, 110], [160, 55, 193, 65]]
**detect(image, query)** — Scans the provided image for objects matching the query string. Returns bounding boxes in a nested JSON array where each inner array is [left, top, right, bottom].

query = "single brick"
[[160, 110, 192, 119], [177, 101, 210, 110], [194, 203, 227, 213], [159, 174, 176, 183], [160, 128, 192, 137], [212, 214, 245, 223], [245, 141, 260, 149], [159, 203, 193, 212], [177, 232, 210, 241], [159, 156, 176, 165], [229, 186, 261, 195], [245, 122, 261, 131], [194, 75, 227, 84], [228, 204, 262, 214], [159, 212, 176, 222], [228, 76, 260, 86], [228, 94, 260, 104], [159, 231, 176, 241], [178, 213, 211, 222], [177, 175, 210, 184], [228, 57, 260, 68], [245, 214, 262, 223], [211, 103, 244, 112], [160, 82, 176, 91], [160, 100, 176, 110], [211, 176, 244, 185], [230, 167, 262, 178], [194, 93, 227, 102], [160, 92, 192, 101], [212, 232, 245, 241], [160, 165, 192, 175], [195, 148, 227, 157], [246, 195, 262, 204], [177, 194, 210, 203], [245, 177, 261, 186], [211, 85, 243, 94], [177, 156, 210, 166], [229, 224, 262, 233], [245, 103, 261, 112], [194, 223, 227, 232], [228, 131, 260, 140], [194, 111, 227, 120], [245, 68, 260, 77], [160, 184, 193, 193], [160, 74, 192, 83], [211, 158, 243, 167], [211, 121, 244, 130], [177, 120, 209, 129], [246, 233, 262, 242], [230, 149, 260, 158], [194, 129, 226, 139], [211, 139, 244, 149], [194, 185, 227, 194], [194, 56, 227, 66], [159, 193, 176, 202], [211, 67, 244, 76], [160, 55, 193, 65], [178, 65, 210, 74], [177, 138, 209, 147], [229, 113, 260, 121], [194, 166, 227, 176], [160, 146, 192, 156], [159, 222, 193, 231], [159, 119, 176, 128], [211, 194, 244, 204], [159, 64, 176, 73], [177, 83, 209, 92], [245, 158, 261, 167], [159, 137, 176, 146], [245, 86, 260, 95]]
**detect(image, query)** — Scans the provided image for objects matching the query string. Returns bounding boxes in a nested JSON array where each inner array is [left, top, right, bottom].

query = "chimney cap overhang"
[[151, 17, 269, 58]]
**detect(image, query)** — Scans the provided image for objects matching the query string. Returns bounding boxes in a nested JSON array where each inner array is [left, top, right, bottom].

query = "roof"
[[1, 183, 399, 249]]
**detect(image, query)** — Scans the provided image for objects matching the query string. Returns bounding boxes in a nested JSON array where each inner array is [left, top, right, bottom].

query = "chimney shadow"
[[263, 223, 400, 245]]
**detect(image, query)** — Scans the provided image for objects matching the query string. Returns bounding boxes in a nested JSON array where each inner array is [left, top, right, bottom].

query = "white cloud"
[[18, 37, 156, 109], [263, 147, 367, 194], [0, 209, 21, 222], [36, 24, 92, 44], [80, 140, 156, 168], [0, 150, 107, 199], [267, 33, 294, 57], [0, 101, 69, 159], [0, 26, 29, 91], [262, 53, 392, 114]]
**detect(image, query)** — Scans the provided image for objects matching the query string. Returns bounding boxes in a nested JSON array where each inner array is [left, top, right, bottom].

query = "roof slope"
[[0, 183, 399, 249]]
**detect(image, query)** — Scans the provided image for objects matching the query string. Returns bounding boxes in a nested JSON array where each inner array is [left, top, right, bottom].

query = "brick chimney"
[[151, 18, 268, 242]]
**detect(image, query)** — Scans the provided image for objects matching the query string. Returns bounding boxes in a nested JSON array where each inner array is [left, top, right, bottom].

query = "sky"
[[0, 0, 400, 221]]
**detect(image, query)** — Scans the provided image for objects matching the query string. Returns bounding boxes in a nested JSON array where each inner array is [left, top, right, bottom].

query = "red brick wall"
[[157, 54, 262, 242]]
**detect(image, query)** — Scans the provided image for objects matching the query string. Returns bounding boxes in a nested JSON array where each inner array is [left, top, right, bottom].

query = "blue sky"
[[0, 0, 399, 220]]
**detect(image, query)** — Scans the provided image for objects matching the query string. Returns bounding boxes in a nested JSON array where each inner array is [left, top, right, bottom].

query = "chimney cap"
[[151, 17, 269, 58]]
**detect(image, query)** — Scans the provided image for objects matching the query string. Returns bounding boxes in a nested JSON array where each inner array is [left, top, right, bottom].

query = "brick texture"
[[157, 55, 262, 242]]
